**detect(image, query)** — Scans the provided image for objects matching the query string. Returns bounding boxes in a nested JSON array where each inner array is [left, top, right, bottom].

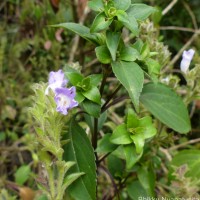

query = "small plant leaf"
[[110, 124, 132, 145], [111, 61, 144, 112], [106, 31, 121, 61], [120, 46, 140, 61], [52, 23, 102, 44], [140, 82, 191, 133], [123, 144, 143, 169], [82, 99, 101, 118], [127, 4, 155, 21], [14, 165, 31, 185], [96, 133, 118, 154], [88, 74, 102, 86], [119, 10, 139, 36], [127, 181, 148, 199], [90, 12, 112, 33], [113, 0, 131, 11], [88, 0, 104, 12], [137, 166, 156, 197], [95, 45, 111, 64], [170, 150, 200, 180], [82, 86, 101, 104]]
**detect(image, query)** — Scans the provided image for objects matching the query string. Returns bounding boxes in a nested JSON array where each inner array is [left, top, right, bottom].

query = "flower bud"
[[180, 49, 195, 73]]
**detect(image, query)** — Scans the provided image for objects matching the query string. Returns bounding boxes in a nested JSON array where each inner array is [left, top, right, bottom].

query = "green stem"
[[55, 165, 65, 200], [46, 163, 56, 200]]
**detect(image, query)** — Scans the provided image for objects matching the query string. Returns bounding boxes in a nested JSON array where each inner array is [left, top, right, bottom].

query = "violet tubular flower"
[[180, 49, 195, 74], [45, 69, 68, 95], [54, 87, 78, 115]]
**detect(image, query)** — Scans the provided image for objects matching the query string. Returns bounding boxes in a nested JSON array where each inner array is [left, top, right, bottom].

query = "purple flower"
[[180, 49, 195, 73], [45, 69, 68, 95], [54, 87, 78, 115]]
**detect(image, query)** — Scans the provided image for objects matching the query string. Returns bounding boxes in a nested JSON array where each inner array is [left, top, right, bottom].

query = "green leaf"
[[75, 92, 85, 103], [145, 58, 161, 80], [111, 61, 144, 112], [82, 99, 101, 118], [120, 46, 140, 62], [106, 31, 121, 61], [132, 39, 144, 53], [171, 150, 200, 167], [78, 77, 91, 91], [88, 0, 104, 12], [88, 74, 102, 87], [120, 10, 139, 36], [127, 4, 155, 21], [140, 82, 191, 133], [171, 150, 200, 179], [107, 154, 124, 178], [110, 124, 132, 145], [130, 133, 145, 154], [82, 86, 101, 104], [64, 120, 96, 200], [126, 109, 139, 129], [127, 181, 148, 199], [96, 133, 118, 154], [138, 166, 155, 197], [66, 72, 84, 86], [139, 116, 155, 128], [127, 116, 156, 154], [95, 45, 111, 64], [123, 144, 142, 169], [90, 12, 112, 33], [63, 172, 85, 190], [51, 23, 102, 44], [151, 7, 162, 25], [83, 111, 107, 131], [116, 10, 129, 24], [113, 0, 131, 11], [141, 42, 150, 59], [98, 110, 107, 131], [140, 123, 157, 139], [14, 165, 31, 185]]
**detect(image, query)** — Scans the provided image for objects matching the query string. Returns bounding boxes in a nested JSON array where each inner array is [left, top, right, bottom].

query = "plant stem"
[[169, 138, 200, 151], [97, 152, 111, 164], [100, 64, 110, 96], [46, 163, 56, 200], [99, 165, 120, 200], [102, 96, 128, 113], [92, 65, 110, 155], [101, 84, 122, 112], [70, 0, 78, 23], [92, 117, 98, 152]]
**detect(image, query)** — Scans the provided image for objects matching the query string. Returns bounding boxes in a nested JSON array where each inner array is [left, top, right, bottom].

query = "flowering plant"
[[29, 0, 200, 199]]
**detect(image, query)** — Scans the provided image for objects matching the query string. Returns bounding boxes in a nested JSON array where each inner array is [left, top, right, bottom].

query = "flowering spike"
[[180, 49, 195, 73]]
